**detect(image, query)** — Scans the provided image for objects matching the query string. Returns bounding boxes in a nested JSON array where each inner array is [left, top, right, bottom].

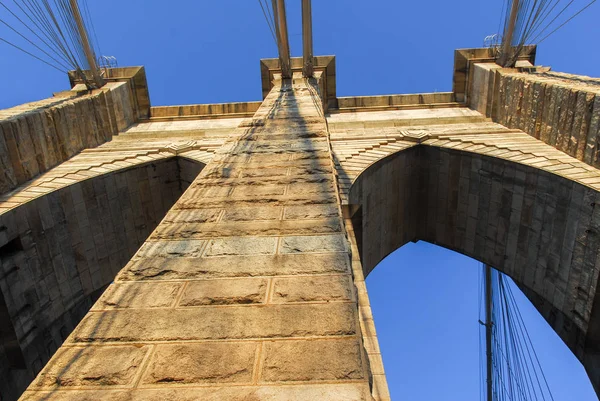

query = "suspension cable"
[[480, 265, 555, 400], [257, 0, 277, 44], [0, 36, 63, 72], [0, 0, 103, 87], [497, 0, 597, 66]]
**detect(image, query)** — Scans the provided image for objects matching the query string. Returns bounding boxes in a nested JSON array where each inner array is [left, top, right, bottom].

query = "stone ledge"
[[20, 383, 373, 400], [333, 92, 458, 113], [150, 101, 263, 121]]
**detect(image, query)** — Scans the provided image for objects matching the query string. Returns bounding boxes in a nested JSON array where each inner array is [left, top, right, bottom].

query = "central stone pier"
[[21, 76, 375, 399]]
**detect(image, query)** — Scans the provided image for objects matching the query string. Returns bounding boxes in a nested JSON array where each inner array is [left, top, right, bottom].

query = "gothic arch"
[[347, 144, 600, 392], [0, 156, 205, 400]]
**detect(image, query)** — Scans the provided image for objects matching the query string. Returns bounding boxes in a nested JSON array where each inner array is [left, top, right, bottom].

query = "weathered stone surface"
[[280, 234, 347, 253], [261, 339, 365, 382], [473, 68, 600, 170], [142, 342, 257, 384], [163, 208, 221, 223], [179, 278, 268, 306], [195, 173, 333, 187], [152, 218, 342, 239], [135, 240, 206, 258], [118, 253, 351, 280], [272, 275, 353, 303], [240, 167, 289, 178], [287, 182, 335, 195], [30, 345, 150, 388], [175, 192, 338, 208], [284, 204, 339, 219], [232, 184, 286, 197], [92, 282, 182, 309], [222, 206, 282, 221], [0, 80, 139, 195], [213, 157, 333, 171], [190, 185, 232, 197], [20, 384, 372, 400], [204, 236, 278, 256], [70, 304, 357, 342]]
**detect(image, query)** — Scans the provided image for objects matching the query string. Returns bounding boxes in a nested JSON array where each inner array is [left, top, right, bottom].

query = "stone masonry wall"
[[20, 77, 376, 400], [0, 82, 136, 196], [497, 71, 600, 167], [470, 64, 600, 169]]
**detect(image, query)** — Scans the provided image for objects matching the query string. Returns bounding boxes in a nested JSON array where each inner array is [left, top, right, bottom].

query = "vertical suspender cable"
[[485, 265, 494, 401], [499, 0, 521, 66], [271, 0, 291, 79], [257, 0, 277, 44], [301, 0, 313, 77], [68, 0, 103, 87], [482, 268, 556, 400]]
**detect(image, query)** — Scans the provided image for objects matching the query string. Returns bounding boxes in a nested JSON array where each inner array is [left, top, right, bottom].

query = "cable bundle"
[[257, 0, 278, 46], [0, 0, 101, 86], [497, 0, 597, 66], [479, 266, 555, 401]]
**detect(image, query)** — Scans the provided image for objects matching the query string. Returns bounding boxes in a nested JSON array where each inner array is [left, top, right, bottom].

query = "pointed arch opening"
[[348, 145, 600, 395]]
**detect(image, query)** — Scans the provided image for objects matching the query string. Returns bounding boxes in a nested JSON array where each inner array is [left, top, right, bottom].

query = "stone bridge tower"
[[0, 48, 599, 400]]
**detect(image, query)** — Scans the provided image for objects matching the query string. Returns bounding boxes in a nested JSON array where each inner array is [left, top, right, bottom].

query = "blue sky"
[[1, 1, 599, 399]]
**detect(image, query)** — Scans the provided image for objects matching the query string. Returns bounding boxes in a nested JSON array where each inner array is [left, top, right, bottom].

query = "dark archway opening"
[[0, 156, 205, 401], [348, 144, 600, 397]]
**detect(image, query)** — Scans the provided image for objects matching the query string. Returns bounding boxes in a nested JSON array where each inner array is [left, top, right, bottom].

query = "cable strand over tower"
[[0, 0, 104, 88], [497, 0, 597, 66], [256, 0, 314, 79]]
